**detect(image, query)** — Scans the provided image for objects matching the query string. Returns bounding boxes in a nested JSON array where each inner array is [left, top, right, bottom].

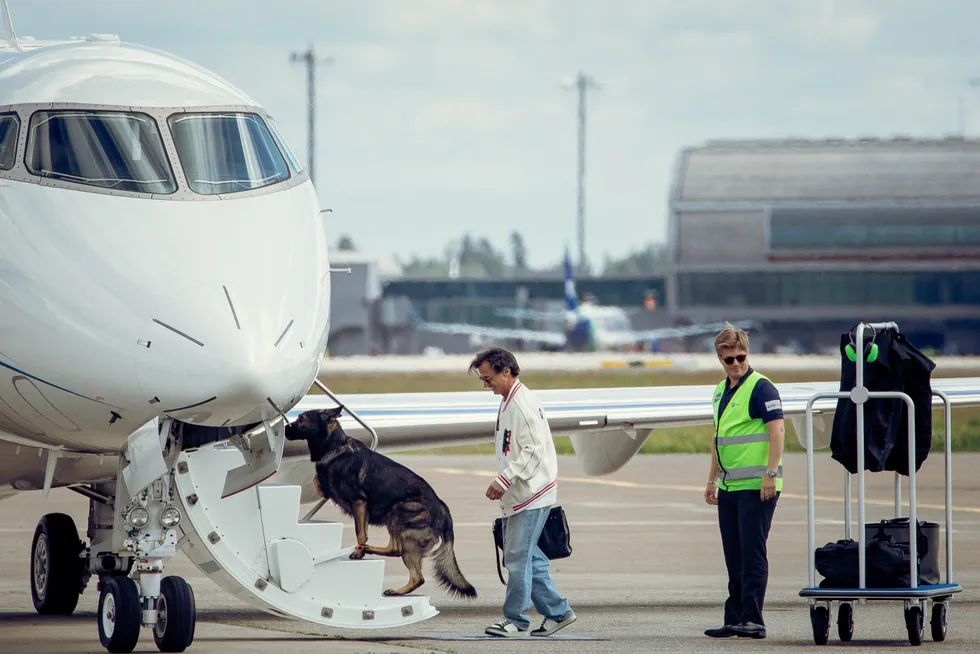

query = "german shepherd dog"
[[284, 407, 477, 599]]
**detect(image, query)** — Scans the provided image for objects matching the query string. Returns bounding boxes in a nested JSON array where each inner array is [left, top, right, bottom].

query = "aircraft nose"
[[134, 280, 328, 427]]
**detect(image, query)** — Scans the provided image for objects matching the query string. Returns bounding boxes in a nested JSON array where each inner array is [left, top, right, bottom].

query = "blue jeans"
[[502, 505, 571, 630]]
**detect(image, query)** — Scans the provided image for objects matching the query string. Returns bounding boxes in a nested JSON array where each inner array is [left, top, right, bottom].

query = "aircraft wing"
[[3, 376, 980, 491], [598, 320, 758, 349], [279, 376, 980, 457], [494, 308, 566, 323], [411, 310, 567, 347]]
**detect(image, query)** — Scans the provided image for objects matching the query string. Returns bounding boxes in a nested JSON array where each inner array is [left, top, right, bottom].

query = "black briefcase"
[[864, 517, 940, 585], [492, 505, 572, 585]]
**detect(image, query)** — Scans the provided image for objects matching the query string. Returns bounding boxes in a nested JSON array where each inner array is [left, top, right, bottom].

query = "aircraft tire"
[[153, 576, 196, 652], [30, 513, 85, 615], [98, 575, 141, 653]]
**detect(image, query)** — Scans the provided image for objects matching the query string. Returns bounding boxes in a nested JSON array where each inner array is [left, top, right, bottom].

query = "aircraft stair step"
[[173, 444, 438, 629]]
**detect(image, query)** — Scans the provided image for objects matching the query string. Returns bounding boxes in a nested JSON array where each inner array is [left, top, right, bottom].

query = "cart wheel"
[[905, 605, 924, 646], [837, 602, 854, 642], [931, 603, 947, 642], [810, 605, 829, 645]]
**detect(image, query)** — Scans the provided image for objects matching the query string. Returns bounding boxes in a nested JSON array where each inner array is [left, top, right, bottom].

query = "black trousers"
[[717, 489, 779, 626]]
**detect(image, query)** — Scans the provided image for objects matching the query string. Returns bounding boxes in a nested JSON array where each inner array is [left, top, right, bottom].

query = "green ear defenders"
[[845, 325, 879, 363]]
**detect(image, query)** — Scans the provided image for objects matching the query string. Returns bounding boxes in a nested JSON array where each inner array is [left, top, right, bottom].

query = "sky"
[[6, 0, 980, 269]]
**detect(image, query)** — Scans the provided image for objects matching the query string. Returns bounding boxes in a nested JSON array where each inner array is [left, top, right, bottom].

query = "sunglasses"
[[722, 354, 747, 365]]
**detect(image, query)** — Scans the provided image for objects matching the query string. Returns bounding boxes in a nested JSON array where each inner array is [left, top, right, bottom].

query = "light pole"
[[563, 71, 599, 273], [290, 44, 333, 190]]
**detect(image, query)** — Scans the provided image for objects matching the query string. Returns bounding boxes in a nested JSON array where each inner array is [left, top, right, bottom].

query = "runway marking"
[[425, 467, 980, 515]]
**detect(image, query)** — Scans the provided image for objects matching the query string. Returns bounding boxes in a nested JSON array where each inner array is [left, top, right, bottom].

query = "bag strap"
[[494, 540, 507, 585]]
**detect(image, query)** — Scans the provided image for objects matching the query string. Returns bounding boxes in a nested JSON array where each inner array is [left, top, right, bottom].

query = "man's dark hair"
[[468, 346, 520, 377]]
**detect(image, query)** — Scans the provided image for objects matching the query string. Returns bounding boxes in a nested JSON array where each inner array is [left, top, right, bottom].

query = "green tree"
[[601, 244, 667, 276], [510, 231, 528, 272]]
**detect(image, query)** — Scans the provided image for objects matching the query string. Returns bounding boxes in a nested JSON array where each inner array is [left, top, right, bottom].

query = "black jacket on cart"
[[830, 324, 936, 476]]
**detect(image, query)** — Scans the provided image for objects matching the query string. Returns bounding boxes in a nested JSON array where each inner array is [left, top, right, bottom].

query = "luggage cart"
[[799, 321, 961, 646]]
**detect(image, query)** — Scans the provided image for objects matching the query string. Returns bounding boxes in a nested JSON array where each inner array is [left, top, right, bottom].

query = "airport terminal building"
[[665, 137, 980, 354]]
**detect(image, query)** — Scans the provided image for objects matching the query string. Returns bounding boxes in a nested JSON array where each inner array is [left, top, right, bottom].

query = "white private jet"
[[1, 5, 978, 654]]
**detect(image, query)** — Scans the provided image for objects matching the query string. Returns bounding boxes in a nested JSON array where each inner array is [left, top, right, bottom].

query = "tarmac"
[[2, 451, 980, 653]]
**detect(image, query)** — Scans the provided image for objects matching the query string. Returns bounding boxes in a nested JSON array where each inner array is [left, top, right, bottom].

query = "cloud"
[[792, 0, 879, 47]]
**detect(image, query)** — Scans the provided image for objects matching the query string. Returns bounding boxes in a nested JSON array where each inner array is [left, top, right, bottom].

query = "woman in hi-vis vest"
[[703, 323, 785, 640]]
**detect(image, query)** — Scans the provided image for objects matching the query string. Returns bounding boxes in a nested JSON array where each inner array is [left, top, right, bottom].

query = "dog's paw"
[[349, 548, 366, 560], [383, 588, 401, 597]]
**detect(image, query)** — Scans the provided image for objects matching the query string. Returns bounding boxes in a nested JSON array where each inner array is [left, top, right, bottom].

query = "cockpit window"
[[168, 113, 290, 195], [265, 115, 304, 174], [25, 111, 177, 193], [0, 113, 19, 171]]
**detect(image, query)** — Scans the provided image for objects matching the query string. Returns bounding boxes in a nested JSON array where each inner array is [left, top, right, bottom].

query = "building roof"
[[673, 136, 980, 203]]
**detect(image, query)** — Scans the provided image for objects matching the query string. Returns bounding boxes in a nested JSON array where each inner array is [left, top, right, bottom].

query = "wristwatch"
[[766, 469, 778, 479]]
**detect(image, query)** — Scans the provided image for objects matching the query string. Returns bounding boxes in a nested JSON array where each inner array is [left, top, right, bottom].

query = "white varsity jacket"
[[493, 380, 558, 517]]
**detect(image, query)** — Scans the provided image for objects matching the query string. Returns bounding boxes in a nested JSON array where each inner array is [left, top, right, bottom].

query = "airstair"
[[170, 386, 438, 630]]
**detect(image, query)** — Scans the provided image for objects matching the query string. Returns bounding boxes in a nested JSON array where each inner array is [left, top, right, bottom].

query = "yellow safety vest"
[[712, 371, 782, 492]]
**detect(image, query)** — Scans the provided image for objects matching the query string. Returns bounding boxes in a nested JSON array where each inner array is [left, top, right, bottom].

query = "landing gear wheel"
[[905, 605, 924, 646], [931, 603, 948, 642], [837, 602, 854, 642], [153, 576, 196, 653], [30, 513, 85, 615], [98, 575, 141, 653], [810, 605, 829, 645]]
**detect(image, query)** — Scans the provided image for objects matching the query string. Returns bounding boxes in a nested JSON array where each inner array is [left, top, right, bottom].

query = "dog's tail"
[[432, 502, 478, 599]]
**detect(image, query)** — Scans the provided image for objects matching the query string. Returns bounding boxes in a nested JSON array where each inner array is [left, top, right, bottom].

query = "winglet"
[[562, 246, 577, 312], [1, 0, 20, 51]]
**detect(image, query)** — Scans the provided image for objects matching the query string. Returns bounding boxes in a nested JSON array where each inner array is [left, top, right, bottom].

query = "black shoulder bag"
[[492, 505, 572, 585]]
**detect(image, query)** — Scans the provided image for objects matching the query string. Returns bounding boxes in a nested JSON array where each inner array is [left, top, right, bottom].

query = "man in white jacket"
[[470, 346, 577, 638]]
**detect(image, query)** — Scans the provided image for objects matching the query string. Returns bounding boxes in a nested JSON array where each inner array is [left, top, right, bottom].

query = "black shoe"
[[731, 622, 766, 639], [704, 625, 738, 638]]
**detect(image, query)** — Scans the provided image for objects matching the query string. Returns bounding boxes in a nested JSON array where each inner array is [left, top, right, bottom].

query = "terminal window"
[[678, 271, 980, 308], [769, 207, 980, 250]]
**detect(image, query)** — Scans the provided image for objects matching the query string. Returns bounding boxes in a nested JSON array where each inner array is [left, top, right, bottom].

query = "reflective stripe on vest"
[[721, 464, 783, 482], [713, 433, 768, 447]]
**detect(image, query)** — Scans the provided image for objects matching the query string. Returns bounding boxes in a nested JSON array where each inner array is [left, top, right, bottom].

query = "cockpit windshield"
[[25, 110, 177, 193], [168, 112, 290, 195], [0, 113, 18, 171], [265, 115, 305, 174]]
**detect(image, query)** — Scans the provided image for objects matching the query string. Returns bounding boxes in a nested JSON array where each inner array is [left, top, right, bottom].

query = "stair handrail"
[[301, 377, 381, 521], [311, 378, 379, 452]]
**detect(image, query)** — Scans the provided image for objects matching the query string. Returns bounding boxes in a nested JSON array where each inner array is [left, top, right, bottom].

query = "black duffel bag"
[[815, 536, 913, 588], [492, 506, 572, 585], [864, 517, 940, 585]]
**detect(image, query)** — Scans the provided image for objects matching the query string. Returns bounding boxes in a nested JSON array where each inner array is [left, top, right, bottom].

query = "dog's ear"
[[322, 407, 344, 422]]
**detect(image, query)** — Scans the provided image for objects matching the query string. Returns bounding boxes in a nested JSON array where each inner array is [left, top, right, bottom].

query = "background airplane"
[[413, 248, 754, 352]]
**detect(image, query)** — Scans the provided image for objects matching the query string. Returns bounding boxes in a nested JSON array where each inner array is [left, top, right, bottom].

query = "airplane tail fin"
[[563, 246, 577, 311], [1, 0, 19, 51]]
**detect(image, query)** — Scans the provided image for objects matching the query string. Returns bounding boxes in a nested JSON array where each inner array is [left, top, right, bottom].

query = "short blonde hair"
[[714, 322, 749, 354]]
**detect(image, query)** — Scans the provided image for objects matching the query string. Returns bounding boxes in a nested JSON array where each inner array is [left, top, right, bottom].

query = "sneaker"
[[531, 609, 577, 637], [704, 625, 738, 638], [731, 622, 766, 639], [485, 620, 527, 637]]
